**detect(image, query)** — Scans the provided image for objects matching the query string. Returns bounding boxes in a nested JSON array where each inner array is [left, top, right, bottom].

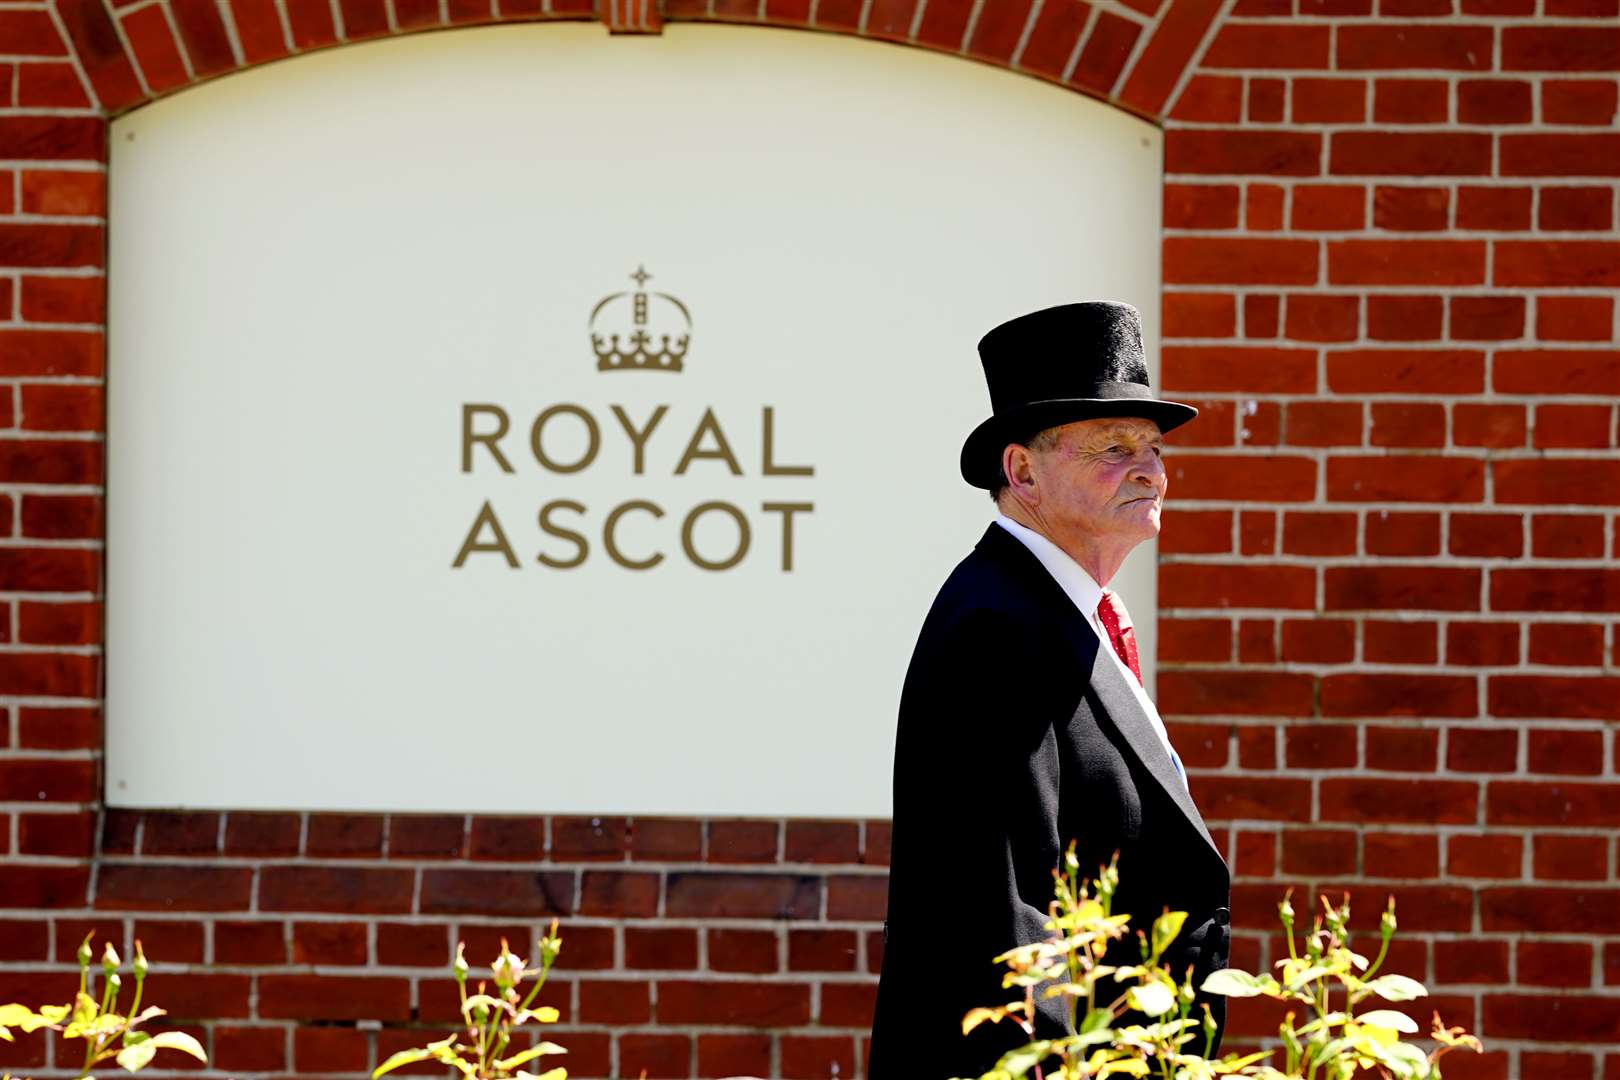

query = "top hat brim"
[[959, 397, 1199, 489]]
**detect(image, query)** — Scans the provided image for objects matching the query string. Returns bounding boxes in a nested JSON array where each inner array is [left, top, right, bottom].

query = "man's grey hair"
[[989, 426, 1062, 503]]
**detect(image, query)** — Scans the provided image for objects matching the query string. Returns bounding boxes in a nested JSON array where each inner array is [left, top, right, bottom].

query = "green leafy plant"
[[959, 843, 1481, 1080], [373, 920, 567, 1080], [0, 933, 208, 1079]]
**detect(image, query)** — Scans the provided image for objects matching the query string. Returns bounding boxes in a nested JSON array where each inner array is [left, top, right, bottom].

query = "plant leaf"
[[495, 1042, 567, 1069], [1356, 1010, 1419, 1034], [1126, 982, 1176, 1018], [1150, 911, 1187, 964], [1200, 969, 1270, 998], [1364, 975, 1428, 1002], [147, 1031, 207, 1063], [115, 1033, 155, 1072], [373, 1048, 435, 1078]]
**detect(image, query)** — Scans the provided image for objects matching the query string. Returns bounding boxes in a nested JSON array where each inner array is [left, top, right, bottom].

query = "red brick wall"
[[1, 1, 1616, 1077]]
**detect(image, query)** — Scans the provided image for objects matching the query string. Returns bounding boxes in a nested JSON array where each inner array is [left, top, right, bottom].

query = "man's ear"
[[1002, 443, 1038, 506]]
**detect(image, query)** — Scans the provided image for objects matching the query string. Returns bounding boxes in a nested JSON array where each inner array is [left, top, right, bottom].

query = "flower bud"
[[453, 942, 469, 984], [77, 933, 94, 968], [1382, 898, 1398, 937], [108, 972, 122, 992], [102, 942, 121, 974], [132, 941, 148, 981]]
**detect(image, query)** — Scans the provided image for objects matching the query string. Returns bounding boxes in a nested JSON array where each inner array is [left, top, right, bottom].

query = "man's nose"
[[1129, 450, 1166, 489]]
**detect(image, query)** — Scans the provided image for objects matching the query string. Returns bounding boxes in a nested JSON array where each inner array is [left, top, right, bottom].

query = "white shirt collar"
[[994, 514, 1105, 625]]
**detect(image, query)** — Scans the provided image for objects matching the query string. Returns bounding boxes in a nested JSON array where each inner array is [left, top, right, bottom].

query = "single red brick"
[[1327, 457, 1484, 504], [1543, 78, 1619, 125], [1158, 670, 1315, 717], [1456, 185, 1532, 232], [376, 922, 449, 967], [1497, 242, 1620, 288], [1191, 776, 1313, 821], [292, 920, 367, 965], [1502, 133, 1620, 178], [1338, 24, 1493, 69], [1452, 296, 1526, 342], [1459, 79, 1533, 124], [259, 867, 413, 914], [96, 865, 252, 911], [1163, 293, 1236, 338], [1365, 509, 1441, 554], [553, 815, 628, 861], [697, 1035, 770, 1079], [1448, 834, 1522, 878], [1292, 78, 1366, 123], [1279, 619, 1354, 664], [1365, 723, 1439, 770], [1529, 514, 1607, 557], [655, 978, 811, 1026], [1449, 513, 1525, 558], [629, 817, 701, 861], [1534, 404, 1614, 450], [1490, 675, 1620, 720], [1164, 237, 1319, 285], [1171, 75, 1243, 122], [468, 816, 545, 860], [259, 974, 411, 1021], [1372, 186, 1449, 231], [1166, 130, 1322, 176], [382, 814, 463, 858], [20, 276, 103, 324], [708, 927, 778, 973], [1321, 778, 1477, 823], [1370, 399, 1449, 449], [784, 820, 858, 864], [1364, 831, 1439, 876], [1453, 405, 1527, 451], [1533, 835, 1609, 882], [1367, 295, 1443, 341], [1373, 78, 1448, 123], [1363, 620, 1438, 666], [1447, 726, 1519, 771], [214, 1026, 286, 1073], [1161, 345, 1317, 393], [625, 927, 698, 970], [18, 811, 95, 857], [1541, 186, 1615, 232], [1159, 508, 1233, 553], [1331, 133, 1491, 177], [1202, 23, 1330, 68], [1158, 563, 1317, 609], [1539, 296, 1615, 343], [1246, 185, 1285, 231], [1163, 184, 1239, 229], [17, 64, 90, 108], [707, 819, 778, 863], [579, 870, 660, 917], [579, 979, 651, 1024], [1529, 621, 1605, 667], [18, 600, 100, 646], [1159, 621, 1231, 663], [1495, 458, 1620, 506], [1496, 349, 1620, 396], [787, 928, 857, 972], [20, 170, 105, 217], [1290, 185, 1365, 231], [305, 813, 383, 857], [1284, 402, 1363, 446], [1528, 727, 1606, 775], [1503, 25, 1620, 71], [1239, 511, 1277, 556], [1280, 512, 1357, 558]]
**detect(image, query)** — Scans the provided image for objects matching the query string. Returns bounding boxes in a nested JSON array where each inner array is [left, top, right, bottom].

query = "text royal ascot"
[[452, 403, 815, 572]]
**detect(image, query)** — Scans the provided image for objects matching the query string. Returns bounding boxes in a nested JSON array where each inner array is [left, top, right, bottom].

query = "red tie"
[[1096, 589, 1143, 687]]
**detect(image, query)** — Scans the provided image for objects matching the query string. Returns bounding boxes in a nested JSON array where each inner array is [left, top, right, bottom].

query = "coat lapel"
[[976, 524, 1222, 863]]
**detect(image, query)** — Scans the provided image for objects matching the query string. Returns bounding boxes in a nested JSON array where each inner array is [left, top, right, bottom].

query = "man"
[[867, 302, 1231, 1079]]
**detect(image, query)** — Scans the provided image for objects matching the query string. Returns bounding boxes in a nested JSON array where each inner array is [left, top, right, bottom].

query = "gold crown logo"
[[589, 266, 691, 373]]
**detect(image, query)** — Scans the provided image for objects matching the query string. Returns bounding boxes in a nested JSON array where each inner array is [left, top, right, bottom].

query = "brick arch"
[[45, 0, 1223, 121]]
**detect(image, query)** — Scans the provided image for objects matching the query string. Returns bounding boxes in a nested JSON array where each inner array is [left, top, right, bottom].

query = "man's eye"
[[1150, 446, 1163, 457]]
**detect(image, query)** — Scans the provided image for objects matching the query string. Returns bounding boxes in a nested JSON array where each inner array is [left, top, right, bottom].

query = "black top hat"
[[959, 301, 1198, 489]]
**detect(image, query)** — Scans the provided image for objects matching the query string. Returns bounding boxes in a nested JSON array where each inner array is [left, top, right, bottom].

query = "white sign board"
[[106, 23, 1163, 816]]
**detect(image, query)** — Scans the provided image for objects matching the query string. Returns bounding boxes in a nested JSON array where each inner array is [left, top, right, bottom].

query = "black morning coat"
[[867, 523, 1232, 1080]]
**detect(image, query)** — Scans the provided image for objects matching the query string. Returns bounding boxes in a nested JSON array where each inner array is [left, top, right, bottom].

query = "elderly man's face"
[[1027, 417, 1167, 551]]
